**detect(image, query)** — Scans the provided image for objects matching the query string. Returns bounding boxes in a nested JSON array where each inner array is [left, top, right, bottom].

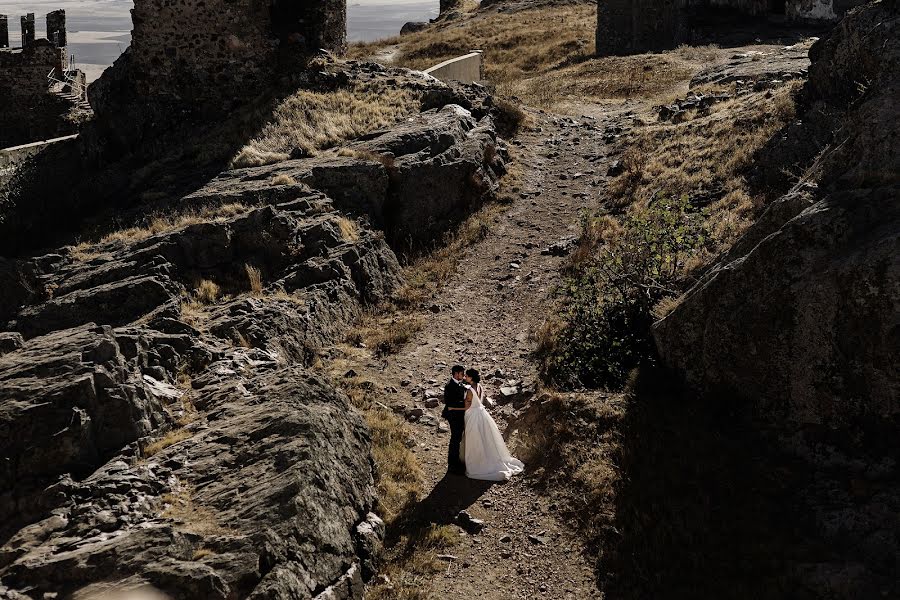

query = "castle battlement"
[[0, 10, 88, 149]]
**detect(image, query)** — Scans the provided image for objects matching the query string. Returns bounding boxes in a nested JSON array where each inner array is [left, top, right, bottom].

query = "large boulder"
[[653, 1, 900, 425], [189, 104, 508, 249], [0, 365, 380, 600], [651, 2, 900, 595]]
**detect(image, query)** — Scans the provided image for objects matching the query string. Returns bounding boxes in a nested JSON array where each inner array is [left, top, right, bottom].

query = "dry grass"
[[192, 548, 215, 560], [245, 264, 263, 295], [675, 43, 721, 62], [231, 81, 422, 168], [71, 203, 248, 256], [519, 391, 626, 550], [351, 4, 595, 80], [160, 481, 234, 536], [349, 3, 695, 108], [331, 366, 453, 600], [336, 147, 397, 169], [234, 331, 253, 349], [193, 279, 221, 305], [522, 54, 694, 108], [608, 83, 800, 253], [347, 313, 424, 356], [336, 371, 424, 521], [652, 294, 684, 320], [271, 173, 297, 186], [143, 428, 191, 457], [336, 217, 361, 242], [270, 289, 308, 306], [367, 524, 460, 600], [180, 300, 209, 328], [391, 201, 501, 309], [365, 408, 426, 520]]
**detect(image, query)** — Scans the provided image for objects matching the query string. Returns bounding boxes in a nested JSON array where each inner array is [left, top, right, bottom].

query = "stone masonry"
[[0, 10, 86, 148], [597, 0, 867, 55], [20, 13, 34, 48], [116, 0, 346, 110]]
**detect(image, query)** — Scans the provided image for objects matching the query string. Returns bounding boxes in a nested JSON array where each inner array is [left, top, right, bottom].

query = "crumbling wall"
[[120, 0, 345, 110], [46, 10, 66, 47], [89, 0, 348, 152], [0, 42, 72, 148], [0, 11, 85, 149], [596, 0, 690, 56], [596, 0, 867, 56]]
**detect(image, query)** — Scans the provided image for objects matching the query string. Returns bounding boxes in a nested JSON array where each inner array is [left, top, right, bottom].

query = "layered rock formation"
[[0, 59, 507, 597], [652, 1, 899, 594]]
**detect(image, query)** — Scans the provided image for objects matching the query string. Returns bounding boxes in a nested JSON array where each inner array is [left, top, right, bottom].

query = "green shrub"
[[541, 196, 705, 389]]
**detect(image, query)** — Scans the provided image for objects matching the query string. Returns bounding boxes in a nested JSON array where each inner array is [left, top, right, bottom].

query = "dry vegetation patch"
[[366, 524, 460, 600], [610, 83, 800, 254], [524, 54, 694, 107], [159, 481, 235, 536], [143, 428, 192, 457], [71, 203, 248, 257], [521, 392, 626, 548], [332, 368, 424, 521], [231, 80, 422, 168], [349, 3, 597, 107]]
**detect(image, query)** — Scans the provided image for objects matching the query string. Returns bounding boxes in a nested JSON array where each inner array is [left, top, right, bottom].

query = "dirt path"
[[349, 106, 634, 598]]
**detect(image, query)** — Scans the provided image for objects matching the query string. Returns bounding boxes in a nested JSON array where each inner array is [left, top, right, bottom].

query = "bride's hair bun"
[[465, 368, 481, 384]]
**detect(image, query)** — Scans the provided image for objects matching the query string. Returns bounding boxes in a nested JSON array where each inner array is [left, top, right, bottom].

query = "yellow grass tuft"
[[143, 429, 191, 457], [271, 173, 297, 185], [160, 481, 235, 536], [245, 264, 263, 295], [347, 314, 424, 356], [337, 217, 360, 242], [194, 279, 221, 305]]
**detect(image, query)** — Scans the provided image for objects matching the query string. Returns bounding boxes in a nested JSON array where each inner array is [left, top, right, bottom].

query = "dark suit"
[[443, 378, 466, 471]]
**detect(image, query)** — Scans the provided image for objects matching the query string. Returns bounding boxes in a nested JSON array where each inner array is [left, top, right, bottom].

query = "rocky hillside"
[[0, 59, 507, 598], [1, 0, 897, 598]]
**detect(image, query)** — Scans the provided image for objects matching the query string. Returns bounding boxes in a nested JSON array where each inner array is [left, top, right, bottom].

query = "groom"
[[442, 364, 467, 475]]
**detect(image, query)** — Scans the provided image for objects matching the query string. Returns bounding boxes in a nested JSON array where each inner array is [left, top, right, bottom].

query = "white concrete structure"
[[424, 50, 483, 83]]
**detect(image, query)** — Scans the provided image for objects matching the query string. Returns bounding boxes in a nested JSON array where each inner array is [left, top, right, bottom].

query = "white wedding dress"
[[462, 383, 525, 481]]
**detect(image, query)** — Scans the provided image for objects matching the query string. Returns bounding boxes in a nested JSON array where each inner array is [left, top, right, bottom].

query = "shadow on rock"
[[385, 474, 493, 547]]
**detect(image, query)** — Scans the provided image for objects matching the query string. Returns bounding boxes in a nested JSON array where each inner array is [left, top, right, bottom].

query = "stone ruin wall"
[[0, 11, 76, 148], [596, 0, 867, 56], [596, 0, 689, 55], [121, 0, 346, 109]]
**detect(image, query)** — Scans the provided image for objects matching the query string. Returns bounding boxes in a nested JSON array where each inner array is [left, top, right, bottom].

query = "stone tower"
[[21, 13, 35, 48], [47, 9, 66, 48], [0, 15, 8, 49]]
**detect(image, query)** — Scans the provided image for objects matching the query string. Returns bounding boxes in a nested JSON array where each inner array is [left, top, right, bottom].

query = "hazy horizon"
[[0, 0, 438, 81]]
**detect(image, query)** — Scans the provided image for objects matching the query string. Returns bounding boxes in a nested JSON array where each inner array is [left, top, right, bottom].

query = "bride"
[[462, 368, 525, 481]]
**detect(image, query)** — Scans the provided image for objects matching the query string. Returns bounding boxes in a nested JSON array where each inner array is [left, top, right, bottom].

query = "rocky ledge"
[[0, 65, 507, 598]]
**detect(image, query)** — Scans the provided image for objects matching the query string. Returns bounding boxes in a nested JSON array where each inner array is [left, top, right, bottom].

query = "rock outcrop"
[[652, 2, 899, 595], [190, 103, 507, 248], [0, 52, 509, 596], [0, 185, 400, 597]]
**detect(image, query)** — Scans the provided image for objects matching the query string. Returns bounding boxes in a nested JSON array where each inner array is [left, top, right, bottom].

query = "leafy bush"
[[540, 196, 705, 389]]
